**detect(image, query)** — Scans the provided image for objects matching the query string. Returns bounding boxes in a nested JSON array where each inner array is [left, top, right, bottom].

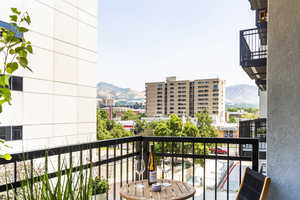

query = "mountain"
[[225, 84, 259, 108], [97, 82, 144, 102], [97, 82, 259, 107]]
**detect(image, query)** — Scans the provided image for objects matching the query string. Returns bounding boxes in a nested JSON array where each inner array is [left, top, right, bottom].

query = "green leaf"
[[26, 45, 33, 53], [18, 49, 27, 57], [24, 15, 31, 25], [9, 49, 15, 54], [9, 15, 18, 22], [11, 8, 21, 15], [17, 56, 28, 67], [6, 62, 19, 74], [0, 153, 12, 160], [18, 27, 29, 33], [0, 46, 4, 52]]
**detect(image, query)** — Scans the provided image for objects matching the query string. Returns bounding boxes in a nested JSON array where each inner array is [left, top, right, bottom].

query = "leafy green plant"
[[0, 7, 33, 161], [2, 157, 104, 200], [91, 176, 109, 195]]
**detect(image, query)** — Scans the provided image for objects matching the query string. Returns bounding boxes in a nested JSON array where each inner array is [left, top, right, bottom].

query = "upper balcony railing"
[[0, 136, 259, 200], [240, 28, 267, 68]]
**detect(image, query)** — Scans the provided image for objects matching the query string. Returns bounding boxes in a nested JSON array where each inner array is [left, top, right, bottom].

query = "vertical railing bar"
[[30, 159, 33, 195], [239, 143, 242, 185], [120, 143, 123, 200], [106, 146, 109, 200], [215, 143, 217, 200], [181, 141, 184, 182], [132, 142, 135, 182], [126, 142, 129, 184], [252, 140, 259, 171], [162, 141, 165, 179], [98, 147, 101, 177], [58, 154, 61, 172], [227, 143, 229, 200], [171, 141, 174, 180], [120, 143, 123, 186], [89, 147, 93, 176], [14, 161, 17, 200], [203, 142, 206, 200], [80, 150, 83, 166], [114, 142, 116, 200], [192, 142, 195, 200]]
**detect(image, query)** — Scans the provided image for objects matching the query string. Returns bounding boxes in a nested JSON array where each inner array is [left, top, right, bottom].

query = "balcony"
[[239, 118, 266, 161], [240, 28, 267, 90], [0, 136, 259, 200]]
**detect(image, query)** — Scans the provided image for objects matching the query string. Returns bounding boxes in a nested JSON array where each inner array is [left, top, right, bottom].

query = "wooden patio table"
[[120, 179, 196, 200]]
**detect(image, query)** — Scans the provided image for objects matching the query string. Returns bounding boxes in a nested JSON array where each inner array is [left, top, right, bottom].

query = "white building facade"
[[0, 0, 98, 153]]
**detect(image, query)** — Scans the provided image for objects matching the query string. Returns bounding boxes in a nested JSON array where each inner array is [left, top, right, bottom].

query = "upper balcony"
[[240, 28, 267, 90]]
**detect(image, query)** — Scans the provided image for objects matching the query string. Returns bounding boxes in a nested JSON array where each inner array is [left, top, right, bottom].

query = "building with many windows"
[[0, 0, 98, 153], [145, 77, 225, 122]]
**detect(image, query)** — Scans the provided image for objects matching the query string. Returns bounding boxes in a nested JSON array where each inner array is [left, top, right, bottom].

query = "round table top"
[[120, 179, 196, 200]]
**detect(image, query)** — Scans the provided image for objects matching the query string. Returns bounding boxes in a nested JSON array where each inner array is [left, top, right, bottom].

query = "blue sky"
[[98, 0, 255, 91]]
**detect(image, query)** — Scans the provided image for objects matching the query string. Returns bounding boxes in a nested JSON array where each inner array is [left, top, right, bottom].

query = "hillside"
[[225, 84, 259, 107], [97, 82, 144, 102], [97, 82, 259, 107]]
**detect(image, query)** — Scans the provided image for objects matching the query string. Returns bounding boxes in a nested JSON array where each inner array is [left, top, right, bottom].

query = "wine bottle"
[[148, 144, 157, 185]]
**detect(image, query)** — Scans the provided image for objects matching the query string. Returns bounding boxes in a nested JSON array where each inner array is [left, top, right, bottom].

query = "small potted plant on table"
[[92, 176, 109, 200]]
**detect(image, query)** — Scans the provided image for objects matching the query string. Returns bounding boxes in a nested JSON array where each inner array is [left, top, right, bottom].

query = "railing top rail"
[[0, 136, 259, 165], [0, 136, 142, 164], [142, 136, 259, 144]]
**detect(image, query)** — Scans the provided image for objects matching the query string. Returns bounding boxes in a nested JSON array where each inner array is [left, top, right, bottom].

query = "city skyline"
[[98, 0, 255, 91]]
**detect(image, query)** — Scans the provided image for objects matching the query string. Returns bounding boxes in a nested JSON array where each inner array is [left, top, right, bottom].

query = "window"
[[213, 93, 219, 96], [0, 126, 23, 141], [198, 85, 208, 88], [10, 76, 23, 91], [198, 98, 208, 101], [224, 130, 234, 138], [198, 94, 208, 97]]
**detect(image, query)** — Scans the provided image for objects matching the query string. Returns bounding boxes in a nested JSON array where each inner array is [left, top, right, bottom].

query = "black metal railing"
[[0, 136, 259, 200], [240, 28, 267, 67]]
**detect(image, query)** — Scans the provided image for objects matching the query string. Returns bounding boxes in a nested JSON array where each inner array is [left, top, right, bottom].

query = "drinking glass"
[[135, 157, 145, 188], [160, 158, 171, 187]]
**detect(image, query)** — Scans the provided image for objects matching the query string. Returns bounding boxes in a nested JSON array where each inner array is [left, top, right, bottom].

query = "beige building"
[[145, 77, 225, 122]]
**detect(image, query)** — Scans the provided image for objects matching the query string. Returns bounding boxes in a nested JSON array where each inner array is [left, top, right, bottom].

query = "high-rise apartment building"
[[0, 0, 98, 153], [146, 77, 225, 122]]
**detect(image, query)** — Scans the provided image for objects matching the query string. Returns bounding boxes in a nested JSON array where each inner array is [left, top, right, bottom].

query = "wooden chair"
[[236, 167, 271, 200]]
